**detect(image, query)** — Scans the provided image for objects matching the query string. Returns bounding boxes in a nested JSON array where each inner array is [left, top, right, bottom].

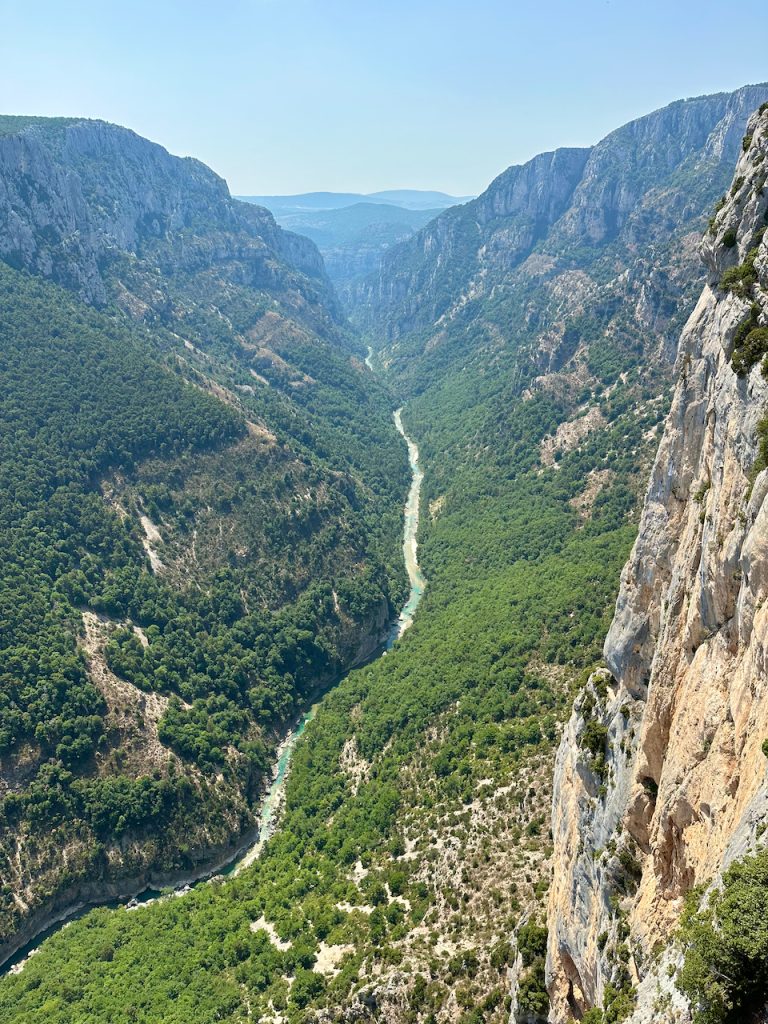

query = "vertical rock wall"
[[547, 105, 768, 1022]]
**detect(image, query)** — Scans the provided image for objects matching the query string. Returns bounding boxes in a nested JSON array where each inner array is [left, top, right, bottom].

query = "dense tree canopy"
[[0, 259, 407, 945]]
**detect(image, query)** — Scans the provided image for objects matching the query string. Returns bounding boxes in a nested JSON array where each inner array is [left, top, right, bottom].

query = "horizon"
[[2, 1, 767, 196], [233, 188, 476, 201], [4, 76, 767, 206]]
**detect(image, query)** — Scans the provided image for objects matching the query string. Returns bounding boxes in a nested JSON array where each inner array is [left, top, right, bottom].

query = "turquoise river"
[[4, 392, 426, 972]]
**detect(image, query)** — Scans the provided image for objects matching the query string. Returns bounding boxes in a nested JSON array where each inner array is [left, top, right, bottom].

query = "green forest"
[[0, 259, 407, 947], [0, 239, 667, 1021], [2, 91, 765, 1024], [0, 103, 691, 1024]]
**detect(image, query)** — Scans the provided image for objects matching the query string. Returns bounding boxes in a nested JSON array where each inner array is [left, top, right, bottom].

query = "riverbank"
[[389, 407, 426, 645], [2, 397, 426, 975]]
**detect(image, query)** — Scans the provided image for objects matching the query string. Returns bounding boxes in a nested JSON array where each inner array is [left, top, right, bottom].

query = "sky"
[[1, 0, 767, 196]]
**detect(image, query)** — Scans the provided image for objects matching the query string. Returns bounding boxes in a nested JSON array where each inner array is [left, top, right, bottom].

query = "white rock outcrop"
[[547, 104, 768, 1022]]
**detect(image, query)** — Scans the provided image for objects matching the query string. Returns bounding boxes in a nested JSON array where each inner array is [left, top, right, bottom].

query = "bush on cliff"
[[679, 847, 768, 1023]]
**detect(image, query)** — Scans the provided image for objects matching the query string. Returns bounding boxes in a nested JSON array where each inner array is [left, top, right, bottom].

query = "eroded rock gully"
[[547, 105, 768, 1022]]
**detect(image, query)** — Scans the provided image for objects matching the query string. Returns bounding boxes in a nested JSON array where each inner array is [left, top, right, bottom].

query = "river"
[[230, 401, 424, 874], [4, 376, 425, 973], [388, 408, 426, 644]]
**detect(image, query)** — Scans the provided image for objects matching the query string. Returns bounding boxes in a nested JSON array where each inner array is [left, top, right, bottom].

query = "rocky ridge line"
[[0, 117, 339, 322], [546, 103, 768, 1023], [351, 86, 768, 346]]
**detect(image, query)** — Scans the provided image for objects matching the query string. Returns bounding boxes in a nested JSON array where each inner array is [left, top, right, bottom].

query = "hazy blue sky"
[[1, 1, 766, 195]]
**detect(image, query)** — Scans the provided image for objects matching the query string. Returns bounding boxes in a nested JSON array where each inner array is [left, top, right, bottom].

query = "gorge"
[[3, 403, 426, 976], [1, 83, 768, 1024]]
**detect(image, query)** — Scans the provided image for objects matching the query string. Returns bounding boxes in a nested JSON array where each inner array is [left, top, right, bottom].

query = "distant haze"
[[0, 1, 766, 194], [241, 190, 469, 289], [239, 190, 474, 214]]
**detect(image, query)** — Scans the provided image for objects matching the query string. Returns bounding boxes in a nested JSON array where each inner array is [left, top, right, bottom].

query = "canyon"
[[1, 85, 768, 1024]]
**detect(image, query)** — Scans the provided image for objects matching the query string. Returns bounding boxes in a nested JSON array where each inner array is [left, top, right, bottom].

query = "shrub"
[[290, 969, 326, 1008], [517, 920, 548, 965], [641, 776, 658, 798], [708, 195, 728, 233], [490, 939, 512, 971], [602, 981, 637, 1022], [720, 248, 760, 298], [515, 921, 550, 1021], [749, 415, 768, 491], [582, 719, 609, 779], [732, 328, 768, 376], [517, 959, 549, 1020], [731, 302, 768, 375], [583, 1011, 605, 1024], [679, 847, 768, 1022], [722, 228, 738, 249], [617, 846, 642, 892]]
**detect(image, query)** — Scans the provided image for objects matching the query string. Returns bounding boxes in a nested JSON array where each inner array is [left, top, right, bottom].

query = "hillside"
[[239, 191, 463, 290], [548, 102, 768, 1024], [2, 88, 767, 1024], [0, 116, 409, 961]]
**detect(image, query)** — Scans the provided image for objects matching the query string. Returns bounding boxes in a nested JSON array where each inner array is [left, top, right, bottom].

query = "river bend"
[[5, 397, 425, 973]]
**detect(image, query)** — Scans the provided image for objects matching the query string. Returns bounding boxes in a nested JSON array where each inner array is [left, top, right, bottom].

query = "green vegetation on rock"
[[0, 128, 409, 947], [679, 849, 768, 1023]]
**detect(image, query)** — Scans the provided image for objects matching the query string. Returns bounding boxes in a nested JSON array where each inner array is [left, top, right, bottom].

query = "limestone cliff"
[[0, 116, 344, 337], [547, 104, 768, 1022], [352, 86, 768, 350]]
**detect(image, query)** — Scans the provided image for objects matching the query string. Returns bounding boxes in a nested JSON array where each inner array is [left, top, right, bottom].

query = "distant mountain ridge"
[[238, 189, 472, 290], [352, 83, 768, 355], [238, 188, 473, 213], [264, 202, 443, 290]]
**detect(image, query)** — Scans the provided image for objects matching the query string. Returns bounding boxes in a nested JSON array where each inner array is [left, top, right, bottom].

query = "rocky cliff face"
[[555, 88, 759, 246], [352, 86, 768, 352], [0, 116, 342, 332], [547, 103, 768, 1022], [350, 146, 590, 340], [249, 201, 442, 294]]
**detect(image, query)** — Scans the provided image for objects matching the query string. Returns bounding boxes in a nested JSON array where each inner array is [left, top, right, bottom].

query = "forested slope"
[[4, 88, 767, 1024], [548, 101, 768, 1024], [0, 117, 408, 959]]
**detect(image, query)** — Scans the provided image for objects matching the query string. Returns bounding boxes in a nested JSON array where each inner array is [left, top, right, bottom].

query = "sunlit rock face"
[[0, 116, 337, 318], [547, 104, 768, 1023], [350, 85, 768, 346]]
